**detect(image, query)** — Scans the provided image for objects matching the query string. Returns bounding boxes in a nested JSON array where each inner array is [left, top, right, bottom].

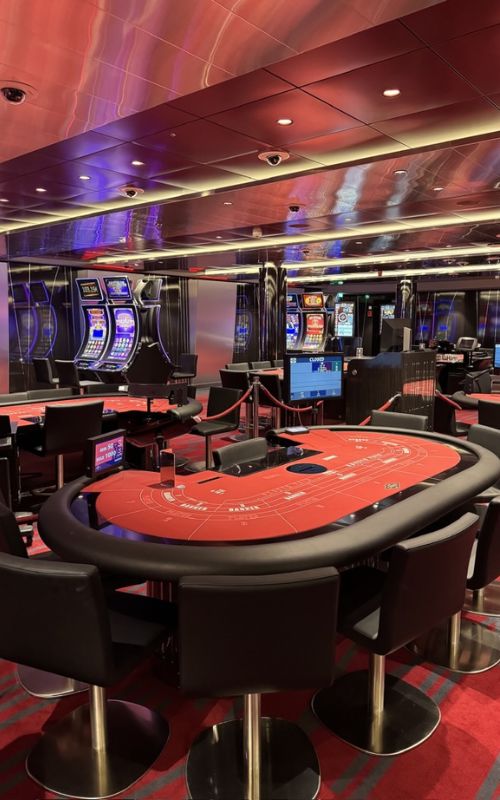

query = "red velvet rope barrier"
[[201, 385, 253, 421], [258, 382, 323, 414], [359, 393, 401, 426], [435, 390, 462, 410]]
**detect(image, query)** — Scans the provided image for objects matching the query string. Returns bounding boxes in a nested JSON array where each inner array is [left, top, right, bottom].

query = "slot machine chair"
[[171, 353, 198, 383], [33, 358, 59, 389], [312, 513, 477, 755], [0, 554, 172, 800], [181, 568, 339, 800], [21, 401, 104, 490], [190, 387, 242, 469], [55, 360, 102, 395], [125, 341, 175, 385]]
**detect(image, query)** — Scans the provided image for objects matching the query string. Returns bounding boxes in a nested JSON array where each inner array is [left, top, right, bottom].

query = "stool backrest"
[[206, 387, 242, 426], [225, 362, 250, 371], [0, 500, 28, 558], [272, 359, 283, 368], [54, 360, 80, 388], [251, 361, 272, 370], [219, 369, 250, 392], [179, 568, 339, 697], [179, 354, 198, 375], [468, 424, 500, 458], [377, 512, 478, 654], [43, 401, 103, 454], [258, 373, 282, 408], [33, 358, 55, 385], [0, 553, 114, 685], [469, 496, 500, 590], [370, 410, 428, 431], [433, 393, 458, 435], [478, 400, 500, 430], [213, 437, 268, 469]]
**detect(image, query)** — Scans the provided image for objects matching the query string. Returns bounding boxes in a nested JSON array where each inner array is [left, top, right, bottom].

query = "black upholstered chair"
[[465, 425, 500, 504], [54, 359, 102, 394], [33, 358, 58, 388], [478, 400, 500, 430], [312, 513, 477, 756], [190, 387, 242, 468], [180, 568, 339, 800], [171, 353, 198, 382], [22, 400, 103, 488], [212, 437, 268, 470], [258, 371, 283, 428], [225, 361, 250, 371], [272, 358, 284, 368], [464, 495, 500, 617], [250, 360, 272, 370], [433, 392, 469, 436], [0, 553, 171, 799], [370, 409, 428, 431], [220, 368, 252, 433]]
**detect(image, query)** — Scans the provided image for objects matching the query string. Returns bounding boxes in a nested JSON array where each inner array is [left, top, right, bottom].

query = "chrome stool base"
[[410, 617, 500, 673], [27, 699, 168, 800], [463, 584, 500, 617], [312, 671, 440, 756], [186, 717, 320, 800], [18, 665, 87, 698]]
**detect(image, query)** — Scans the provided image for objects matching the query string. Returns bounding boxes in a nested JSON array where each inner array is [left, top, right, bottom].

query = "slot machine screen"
[[334, 302, 355, 337], [104, 277, 132, 301], [107, 307, 137, 362], [286, 294, 299, 309], [76, 278, 103, 302], [82, 307, 109, 361], [12, 284, 29, 304], [301, 294, 324, 309], [30, 281, 49, 303], [286, 313, 301, 350], [284, 353, 343, 403], [379, 304, 396, 333], [86, 430, 126, 478], [303, 313, 326, 350]]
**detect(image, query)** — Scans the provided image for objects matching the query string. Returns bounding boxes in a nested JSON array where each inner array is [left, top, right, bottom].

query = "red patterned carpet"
[[1, 408, 500, 799]]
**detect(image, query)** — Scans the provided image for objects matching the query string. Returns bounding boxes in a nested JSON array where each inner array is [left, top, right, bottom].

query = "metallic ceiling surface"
[[3, 0, 500, 277]]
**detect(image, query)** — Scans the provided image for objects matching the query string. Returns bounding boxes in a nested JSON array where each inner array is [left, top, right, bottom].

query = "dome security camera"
[[119, 185, 144, 199], [1, 86, 27, 104], [257, 149, 290, 167], [289, 204, 301, 213]]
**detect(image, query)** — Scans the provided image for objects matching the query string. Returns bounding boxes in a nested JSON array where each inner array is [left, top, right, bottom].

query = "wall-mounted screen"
[[301, 293, 324, 309], [284, 353, 343, 403], [76, 278, 103, 302], [29, 281, 49, 304], [104, 277, 132, 301], [334, 302, 355, 337]]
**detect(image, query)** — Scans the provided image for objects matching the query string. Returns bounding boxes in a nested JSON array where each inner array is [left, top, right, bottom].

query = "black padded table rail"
[[38, 426, 500, 580]]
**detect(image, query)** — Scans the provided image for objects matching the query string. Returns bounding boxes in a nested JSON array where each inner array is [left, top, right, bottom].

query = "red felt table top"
[[469, 393, 500, 402], [85, 429, 460, 544], [3, 395, 176, 427]]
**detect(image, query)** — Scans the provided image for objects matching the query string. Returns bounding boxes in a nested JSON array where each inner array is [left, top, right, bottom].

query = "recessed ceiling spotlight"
[[216, 235, 222, 239], [355, 240, 363, 244], [0, 82, 36, 105], [169, 132, 176, 138], [433, 186, 444, 192], [131, 160, 145, 166], [277, 118, 293, 126], [35, 187, 47, 193], [79, 175, 91, 181], [345, 217, 352, 222], [383, 88, 400, 97], [223, 201, 233, 206], [394, 169, 407, 175], [0, 198, 8, 203]]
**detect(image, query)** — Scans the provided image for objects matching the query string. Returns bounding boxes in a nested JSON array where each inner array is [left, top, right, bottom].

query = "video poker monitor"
[[284, 353, 343, 403], [30, 281, 49, 304], [76, 278, 103, 303], [495, 344, 500, 369], [11, 283, 30, 305], [456, 337, 478, 351], [334, 302, 355, 337], [301, 293, 324, 309], [286, 312, 301, 350], [86, 429, 126, 479], [104, 277, 132, 302]]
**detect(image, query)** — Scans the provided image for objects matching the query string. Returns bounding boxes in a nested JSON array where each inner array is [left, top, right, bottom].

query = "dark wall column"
[[258, 262, 280, 361]]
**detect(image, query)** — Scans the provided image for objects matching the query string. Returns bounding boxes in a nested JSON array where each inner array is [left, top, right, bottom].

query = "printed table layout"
[[3, 395, 176, 428], [84, 429, 461, 545]]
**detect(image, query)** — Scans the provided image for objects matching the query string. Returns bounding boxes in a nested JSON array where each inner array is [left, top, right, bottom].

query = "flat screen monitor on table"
[[284, 353, 343, 403], [86, 429, 126, 479]]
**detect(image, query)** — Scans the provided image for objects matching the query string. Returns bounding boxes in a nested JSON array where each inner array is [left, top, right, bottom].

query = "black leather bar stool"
[[212, 436, 268, 469], [25, 400, 103, 489], [180, 568, 339, 800], [272, 358, 283, 368], [171, 353, 198, 382], [55, 359, 102, 394], [413, 499, 500, 671], [258, 371, 283, 429], [0, 553, 172, 800], [434, 393, 470, 437], [478, 399, 500, 430], [190, 386, 242, 468], [312, 513, 477, 756], [251, 360, 272, 370], [33, 358, 59, 388], [370, 409, 428, 430], [225, 361, 250, 370], [220, 367, 252, 434]]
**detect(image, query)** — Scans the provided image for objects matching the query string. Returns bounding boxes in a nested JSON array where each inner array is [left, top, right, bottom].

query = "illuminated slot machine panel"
[[379, 304, 396, 333], [302, 313, 327, 351], [286, 313, 301, 350], [234, 312, 251, 353], [78, 307, 109, 364], [99, 307, 138, 369]]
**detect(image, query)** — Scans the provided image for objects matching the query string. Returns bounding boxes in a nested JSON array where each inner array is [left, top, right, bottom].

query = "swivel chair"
[[464, 495, 500, 617], [180, 568, 339, 800], [190, 387, 242, 468], [312, 513, 477, 756], [433, 393, 469, 436], [171, 353, 198, 383], [55, 359, 102, 394], [220, 368, 252, 434], [370, 409, 428, 431], [33, 358, 58, 388], [212, 437, 268, 470], [0, 553, 172, 799]]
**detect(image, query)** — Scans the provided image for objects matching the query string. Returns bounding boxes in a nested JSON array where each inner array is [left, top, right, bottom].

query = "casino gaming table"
[[452, 392, 500, 410], [38, 426, 500, 580]]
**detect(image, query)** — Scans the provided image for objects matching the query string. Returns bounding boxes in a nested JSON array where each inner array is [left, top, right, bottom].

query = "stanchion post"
[[252, 376, 260, 439]]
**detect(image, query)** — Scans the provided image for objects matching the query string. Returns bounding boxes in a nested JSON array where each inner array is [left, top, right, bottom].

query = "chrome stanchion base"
[[26, 699, 168, 800], [464, 584, 500, 617], [18, 665, 87, 698], [312, 671, 440, 756], [186, 717, 320, 800], [410, 618, 500, 673]]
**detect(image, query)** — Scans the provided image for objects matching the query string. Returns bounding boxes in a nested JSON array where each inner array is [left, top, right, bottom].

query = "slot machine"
[[11, 283, 38, 362], [234, 294, 252, 355], [334, 301, 355, 342], [94, 277, 139, 375], [74, 278, 111, 368], [133, 276, 168, 354], [285, 293, 302, 351], [30, 281, 58, 359], [300, 293, 328, 351]]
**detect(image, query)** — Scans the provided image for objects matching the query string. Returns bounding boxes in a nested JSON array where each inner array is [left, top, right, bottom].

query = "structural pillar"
[[258, 262, 280, 361]]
